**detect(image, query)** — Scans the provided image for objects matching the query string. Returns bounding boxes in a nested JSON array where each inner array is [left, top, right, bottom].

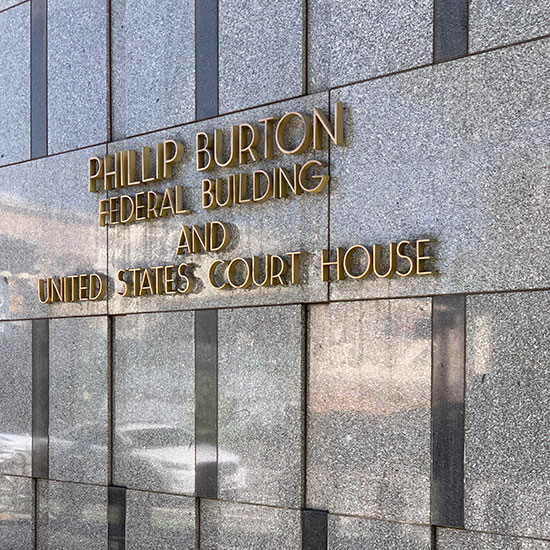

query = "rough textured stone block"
[[470, 0, 550, 52], [307, 299, 432, 522], [0, 4, 30, 166], [465, 292, 550, 539], [37, 480, 108, 550], [219, 0, 303, 113], [437, 528, 550, 549], [218, 305, 303, 507], [113, 311, 195, 494], [107, 94, 329, 314], [0, 146, 108, 319], [126, 490, 196, 550], [201, 500, 301, 550], [48, 0, 108, 154], [329, 515, 432, 550], [308, 0, 432, 92], [0, 475, 34, 549], [49, 316, 109, 484], [329, 40, 550, 300], [111, 0, 195, 139], [0, 321, 32, 476]]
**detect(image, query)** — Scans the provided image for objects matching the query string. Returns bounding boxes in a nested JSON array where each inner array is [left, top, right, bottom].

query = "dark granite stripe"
[[431, 295, 465, 528], [301, 509, 328, 550], [108, 486, 126, 550], [108, 316, 115, 485], [195, 0, 218, 119], [195, 309, 218, 499], [30, 0, 48, 158], [434, 0, 469, 63], [31, 319, 49, 479]]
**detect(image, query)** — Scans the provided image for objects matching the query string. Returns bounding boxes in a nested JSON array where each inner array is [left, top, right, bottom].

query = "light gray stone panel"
[[329, 515, 432, 550], [307, 299, 432, 522], [465, 292, 550, 539], [219, 0, 303, 113], [0, 321, 32, 476], [107, 93, 329, 314], [218, 305, 303, 508], [0, 475, 34, 550], [200, 500, 301, 550], [308, 0, 432, 92], [329, 40, 550, 301], [111, 0, 195, 139], [49, 316, 109, 484], [0, 145, 108, 319], [126, 490, 195, 550], [0, 1, 27, 11], [37, 480, 108, 550], [437, 528, 550, 549], [470, 0, 550, 52], [113, 311, 195, 494], [0, 3, 30, 166], [48, 0, 108, 154]]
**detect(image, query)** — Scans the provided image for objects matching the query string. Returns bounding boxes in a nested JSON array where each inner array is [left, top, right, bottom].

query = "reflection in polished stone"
[[0, 146, 108, 319], [49, 317, 109, 484], [113, 311, 195, 494], [201, 500, 301, 550], [218, 305, 303, 508], [126, 490, 195, 550], [329, 514, 431, 550], [0, 475, 33, 550], [465, 292, 550, 539], [37, 480, 108, 550], [0, 321, 32, 477], [307, 299, 432, 522]]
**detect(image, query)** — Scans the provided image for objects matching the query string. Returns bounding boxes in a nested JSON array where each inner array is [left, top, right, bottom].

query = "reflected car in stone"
[[0, 433, 31, 476]]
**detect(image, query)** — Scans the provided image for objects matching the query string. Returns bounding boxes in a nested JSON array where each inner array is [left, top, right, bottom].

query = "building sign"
[[37, 103, 436, 303]]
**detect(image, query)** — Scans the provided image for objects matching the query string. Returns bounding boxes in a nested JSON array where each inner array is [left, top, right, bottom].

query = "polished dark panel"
[[31, 0, 48, 158], [108, 486, 126, 550], [195, 0, 218, 119], [434, 0, 468, 63], [195, 309, 218, 499], [432, 295, 465, 527], [32, 318, 49, 479], [302, 509, 327, 550]]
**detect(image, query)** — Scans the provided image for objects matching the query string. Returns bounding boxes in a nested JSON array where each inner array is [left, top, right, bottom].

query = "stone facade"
[[0, 1, 548, 548]]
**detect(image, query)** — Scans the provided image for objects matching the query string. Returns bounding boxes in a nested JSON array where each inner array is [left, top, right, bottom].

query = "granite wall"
[[0, 0, 549, 548]]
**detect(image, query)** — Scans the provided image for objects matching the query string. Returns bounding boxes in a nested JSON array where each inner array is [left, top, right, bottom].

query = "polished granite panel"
[[308, 0, 432, 91], [437, 528, 550, 549], [113, 311, 195, 494], [0, 146, 108, 319], [0, 321, 32, 476], [48, 0, 108, 153], [329, 40, 550, 300], [201, 500, 301, 550], [329, 515, 432, 550], [470, 0, 550, 52], [0, 1, 27, 11], [126, 490, 195, 550], [465, 292, 550, 539], [0, 3, 30, 166], [37, 480, 108, 550], [218, 305, 303, 507], [219, 0, 303, 112], [107, 94, 329, 313], [0, 475, 34, 550], [307, 299, 432, 522], [111, 0, 194, 139], [49, 316, 109, 484]]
